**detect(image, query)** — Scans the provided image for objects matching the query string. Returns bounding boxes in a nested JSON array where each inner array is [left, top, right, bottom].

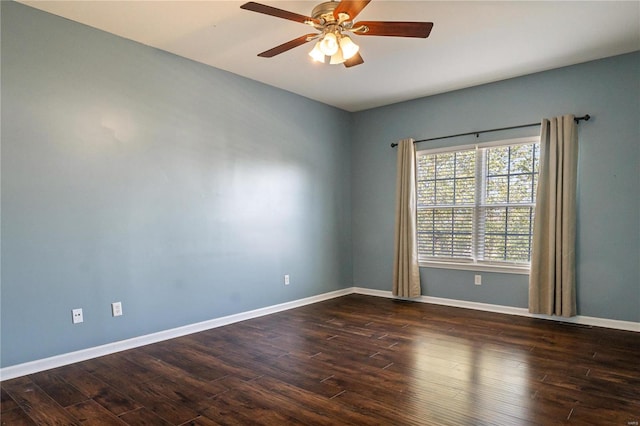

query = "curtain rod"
[[390, 114, 591, 148]]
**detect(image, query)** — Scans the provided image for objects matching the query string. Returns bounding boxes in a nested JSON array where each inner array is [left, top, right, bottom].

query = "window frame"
[[416, 136, 540, 275]]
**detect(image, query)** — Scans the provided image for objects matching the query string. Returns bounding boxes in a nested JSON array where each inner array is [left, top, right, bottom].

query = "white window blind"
[[416, 137, 539, 268]]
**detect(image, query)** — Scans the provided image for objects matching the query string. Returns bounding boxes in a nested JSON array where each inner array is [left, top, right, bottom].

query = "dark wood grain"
[[2, 377, 80, 425], [0, 407, 38, 425], [28, 370, 87, 408], [240, 2, 318, 25], [118, 407, 173, 425], [65, 399, 127, 425], [257, 34, 316, 58], [1, 387, 19, 413], [53, 364, 141, 416], [333, 0, 371, 21], [354, 21, 433, 38], [2, 294, 639, 425]]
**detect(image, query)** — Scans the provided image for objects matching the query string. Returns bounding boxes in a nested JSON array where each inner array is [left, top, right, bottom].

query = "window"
[[416, 137, 539, 272]]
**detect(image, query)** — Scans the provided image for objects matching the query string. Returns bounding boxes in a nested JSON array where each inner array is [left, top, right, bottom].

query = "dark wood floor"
[[2, 294, 639, 425]]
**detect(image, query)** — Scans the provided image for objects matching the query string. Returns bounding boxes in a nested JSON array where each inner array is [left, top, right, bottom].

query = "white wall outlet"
[[284, 274, 290, 285], [111, 301, 123, 317], [474, 275, 482, 286], [72, 308, 83, 324]]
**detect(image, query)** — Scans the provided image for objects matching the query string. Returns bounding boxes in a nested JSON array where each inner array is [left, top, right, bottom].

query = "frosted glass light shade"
[[319, 32, 339, 56], [329, 48, 345, 64], [309, 42, 325, 62], [339, 35, 359, 60]]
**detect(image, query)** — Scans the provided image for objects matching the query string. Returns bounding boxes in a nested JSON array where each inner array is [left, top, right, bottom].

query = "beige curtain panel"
[[529, 115, 578, 317], [393, 138, 421, 298]]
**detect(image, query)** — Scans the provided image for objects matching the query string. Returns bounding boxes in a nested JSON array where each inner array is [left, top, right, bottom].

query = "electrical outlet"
[[72, 308, 83, 324], [284, 274, 290, 285], [111, 301, 123, 317], [474, 275, 482, 286]]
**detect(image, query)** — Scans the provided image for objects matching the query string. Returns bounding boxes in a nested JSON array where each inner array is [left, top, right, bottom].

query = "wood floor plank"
[[569, 403, 640, 425], [1, 386, 19, 413], [139, 375, 219, 412], [117, 407, 173, 425], [252, 375, 388, 425], [28, 370, 88, 408], [180, 337, 345, 399], [118, 350, 230, 398], [202, 377, 334, 425], [2, 377, 80, 425], [65, 399, 128, 425], [116, 380, 200, 425], [139, 342, 232, 382], [178, 415, 223, 426], [79, 354, 158, 389], [203, 388, 306, 426], [53, 364, 141, 416], [140, 341, 258, 382], [0, 407, 38, 425]]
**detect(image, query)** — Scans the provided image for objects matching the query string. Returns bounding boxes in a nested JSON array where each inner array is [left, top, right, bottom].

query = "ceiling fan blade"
[[344, 52, 364, 68], [333, 0, 372, 21], [257, 34, 317, 58], [241, 2, 318, 25], [353, 21, 433, 38]]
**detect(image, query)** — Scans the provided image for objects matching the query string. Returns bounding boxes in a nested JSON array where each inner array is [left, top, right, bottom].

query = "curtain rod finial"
[[575, 114, 591, 123]]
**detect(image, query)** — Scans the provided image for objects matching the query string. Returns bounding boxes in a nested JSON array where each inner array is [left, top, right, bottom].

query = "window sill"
[[419, 260, 530, 275]]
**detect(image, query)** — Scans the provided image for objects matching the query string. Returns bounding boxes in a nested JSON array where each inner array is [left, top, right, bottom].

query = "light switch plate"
[[111, 302, 123, 317]]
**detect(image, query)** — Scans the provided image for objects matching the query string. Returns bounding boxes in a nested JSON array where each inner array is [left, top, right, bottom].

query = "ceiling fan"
[[240, 0, 433, 68]]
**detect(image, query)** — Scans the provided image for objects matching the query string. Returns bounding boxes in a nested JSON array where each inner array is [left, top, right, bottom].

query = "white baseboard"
[[2, 286, 637, 381], [352, 287, 640, 333], [0, 288, 352, 381]]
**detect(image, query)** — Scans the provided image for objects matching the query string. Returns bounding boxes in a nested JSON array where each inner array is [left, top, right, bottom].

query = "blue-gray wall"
[[352, 51, 640, 322], [2, 1, 639, 369], [1, 2, 352, 367]]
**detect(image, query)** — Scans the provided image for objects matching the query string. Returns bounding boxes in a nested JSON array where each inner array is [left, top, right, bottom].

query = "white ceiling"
[[19, 1, 640, 112]]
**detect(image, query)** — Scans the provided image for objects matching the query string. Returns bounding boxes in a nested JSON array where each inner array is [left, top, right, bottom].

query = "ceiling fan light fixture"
[[319, 32, 339, 56], [241, 0, 434, 68], [309, 42, 325, 62], [339, 35, 359, 60]]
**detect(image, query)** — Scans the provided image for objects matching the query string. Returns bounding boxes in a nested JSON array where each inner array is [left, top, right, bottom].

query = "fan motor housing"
[[311, 1, 339, 23]]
